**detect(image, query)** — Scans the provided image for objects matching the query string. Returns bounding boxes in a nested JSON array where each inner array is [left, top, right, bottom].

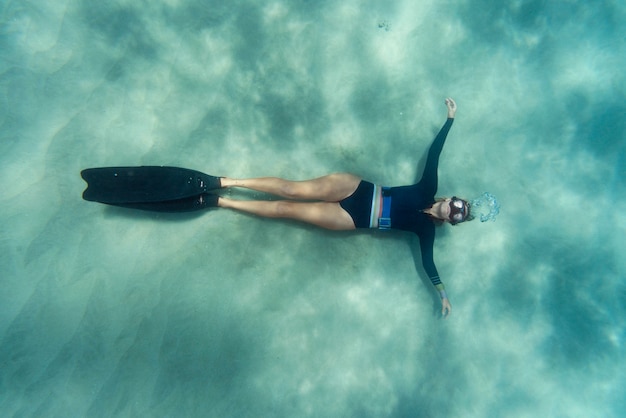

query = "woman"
[[82, 98, 471, 317], [218, 98, 469, 317]]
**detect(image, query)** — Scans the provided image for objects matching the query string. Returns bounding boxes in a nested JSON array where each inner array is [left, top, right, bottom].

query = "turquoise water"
[[1, 1, 625, 417]]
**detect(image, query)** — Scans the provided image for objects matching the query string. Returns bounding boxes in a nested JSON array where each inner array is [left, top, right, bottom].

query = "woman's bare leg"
[[218, 198, 356, 230], [220, 173, 361, 202]]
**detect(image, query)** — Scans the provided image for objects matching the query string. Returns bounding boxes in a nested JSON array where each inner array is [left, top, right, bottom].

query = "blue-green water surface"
[[1, 1, 625, 417]]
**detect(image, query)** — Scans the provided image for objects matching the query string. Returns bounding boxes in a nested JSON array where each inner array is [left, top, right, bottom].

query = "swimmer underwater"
[[81, 98, 473, 318]]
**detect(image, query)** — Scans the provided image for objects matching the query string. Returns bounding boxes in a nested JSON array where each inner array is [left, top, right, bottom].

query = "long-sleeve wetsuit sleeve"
[[419, 118, 454, 196], [418, 227, 445, 292]]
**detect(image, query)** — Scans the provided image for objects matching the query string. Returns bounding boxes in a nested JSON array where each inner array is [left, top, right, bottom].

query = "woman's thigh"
[[276, 201, 356, 230], [284, 173, 361, 202]]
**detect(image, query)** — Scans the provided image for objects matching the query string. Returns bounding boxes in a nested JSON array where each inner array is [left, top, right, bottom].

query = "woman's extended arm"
[[419, 231, 452, 318], [419, 98, 456, 196]]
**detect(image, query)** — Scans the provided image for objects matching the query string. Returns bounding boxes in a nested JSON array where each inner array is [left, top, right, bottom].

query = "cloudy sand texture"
[[1, 1, 624, 417]]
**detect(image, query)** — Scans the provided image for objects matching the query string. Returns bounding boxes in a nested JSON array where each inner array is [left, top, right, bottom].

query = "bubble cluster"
[[470, 192, 500, 222]]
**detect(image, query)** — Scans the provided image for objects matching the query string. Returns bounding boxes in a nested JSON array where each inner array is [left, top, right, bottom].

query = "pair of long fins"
[[81, 166, 221, 212]]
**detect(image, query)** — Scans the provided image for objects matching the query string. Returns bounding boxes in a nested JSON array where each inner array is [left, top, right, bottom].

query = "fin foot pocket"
[[198, 175, 222, 192]]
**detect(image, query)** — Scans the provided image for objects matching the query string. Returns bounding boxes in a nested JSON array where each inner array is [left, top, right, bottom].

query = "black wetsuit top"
[[387, 118, 454, 290]]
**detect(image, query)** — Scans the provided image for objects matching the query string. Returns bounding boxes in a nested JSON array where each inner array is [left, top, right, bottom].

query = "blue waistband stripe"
[[379, 187, 391, 230]]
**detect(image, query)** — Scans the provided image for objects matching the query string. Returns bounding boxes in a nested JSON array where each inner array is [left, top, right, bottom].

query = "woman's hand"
[[445, 97, 457, 118], [441, 298, 452, 318]]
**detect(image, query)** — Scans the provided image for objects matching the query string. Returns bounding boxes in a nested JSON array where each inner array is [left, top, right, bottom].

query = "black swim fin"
[[81, 166, 221, 203], [108, 193, 219, 212], [81, 166, 221, 212]]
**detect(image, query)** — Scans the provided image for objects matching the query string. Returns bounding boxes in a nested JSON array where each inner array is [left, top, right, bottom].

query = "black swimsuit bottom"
[[339, 180, 374, 228]]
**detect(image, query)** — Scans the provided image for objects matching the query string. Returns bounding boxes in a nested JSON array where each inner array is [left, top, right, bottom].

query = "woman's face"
[[447, 197, 468, 224]]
